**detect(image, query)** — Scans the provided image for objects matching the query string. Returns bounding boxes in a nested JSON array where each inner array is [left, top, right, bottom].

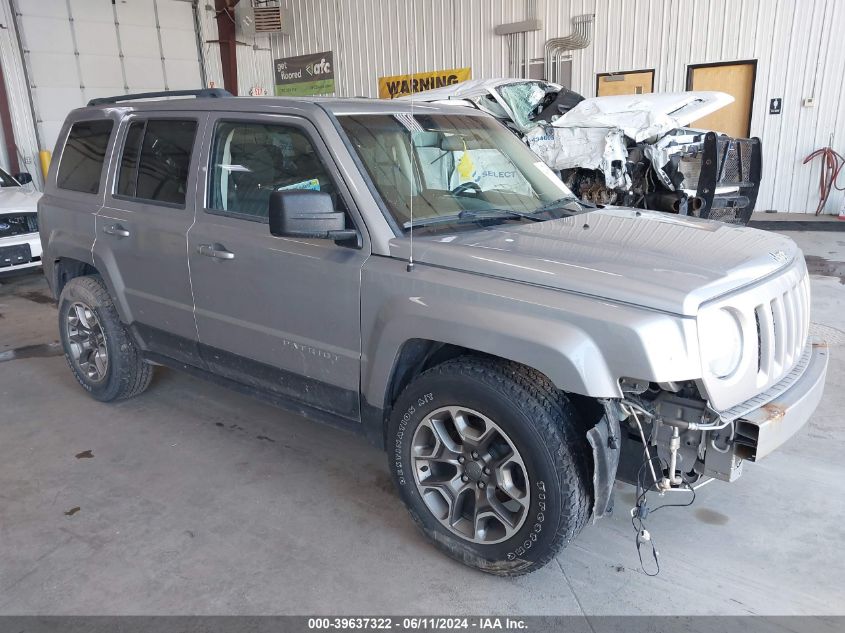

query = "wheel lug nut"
[[483, 467, 491, 475], [458, 455, 465, 464], [461, 474, 469, 482], [471, 451, 479, 459], [478, 481, 486, 489]]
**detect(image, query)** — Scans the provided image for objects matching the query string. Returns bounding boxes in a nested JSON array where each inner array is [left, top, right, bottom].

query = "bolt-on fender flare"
[[91, 248, 133, 325]]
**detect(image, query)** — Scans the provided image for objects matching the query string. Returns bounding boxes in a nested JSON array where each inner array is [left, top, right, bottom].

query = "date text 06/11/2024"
[[307, 617, 529, 630]]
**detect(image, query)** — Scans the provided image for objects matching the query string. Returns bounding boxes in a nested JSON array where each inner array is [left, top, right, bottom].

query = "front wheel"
[[387, 356, 592, 576]]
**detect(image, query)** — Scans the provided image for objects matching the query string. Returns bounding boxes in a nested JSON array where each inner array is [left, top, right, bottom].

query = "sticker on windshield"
[[277, 178, 321, 191], [456, 151, 477, 181], [449, 150, 532, 196]]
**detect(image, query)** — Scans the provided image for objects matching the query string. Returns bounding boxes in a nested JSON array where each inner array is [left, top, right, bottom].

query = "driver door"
[[186, 113, 369, 421]]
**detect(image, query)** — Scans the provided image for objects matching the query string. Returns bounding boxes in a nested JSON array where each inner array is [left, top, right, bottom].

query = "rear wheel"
[[58, 275, 152, 402], [387, 356, 592, 576]]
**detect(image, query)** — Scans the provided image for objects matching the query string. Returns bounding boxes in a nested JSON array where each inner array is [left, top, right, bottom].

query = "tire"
[[58, 275, 153, 402], [387, 356, 592, 576]]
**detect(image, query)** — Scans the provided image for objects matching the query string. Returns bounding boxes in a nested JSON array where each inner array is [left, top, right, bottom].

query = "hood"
[[390, 208, 798, 316], [399, 78, 563, 102], [408, 78, 733, 143], [0, 186, 41, 214], [552, 91, 734, 142]]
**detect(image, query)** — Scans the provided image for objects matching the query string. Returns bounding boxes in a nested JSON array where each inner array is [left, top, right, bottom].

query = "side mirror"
[[14, 172, 32, 185], [269, 190, 357, 241]]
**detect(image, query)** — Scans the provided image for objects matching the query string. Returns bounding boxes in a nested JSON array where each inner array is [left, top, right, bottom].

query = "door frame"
[[595, 68, 655, 96], [186, 109, 371, 421], [686, 59, 757, 137]]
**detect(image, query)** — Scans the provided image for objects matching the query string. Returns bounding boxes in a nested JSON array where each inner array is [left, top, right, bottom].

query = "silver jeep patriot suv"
[[39, 89, 828, 575]]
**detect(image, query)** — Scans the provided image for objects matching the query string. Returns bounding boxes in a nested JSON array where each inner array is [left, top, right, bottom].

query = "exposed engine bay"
[[408, 79, 762, 225], [613, 381, 747, 490]]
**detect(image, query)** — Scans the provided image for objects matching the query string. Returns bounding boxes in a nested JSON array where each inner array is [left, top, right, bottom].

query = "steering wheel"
[[451, 181, 482, 196]]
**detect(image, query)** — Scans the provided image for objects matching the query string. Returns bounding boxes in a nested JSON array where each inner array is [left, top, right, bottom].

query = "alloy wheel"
[[65, 302, 109, 383], [411, 406, 531, 544]]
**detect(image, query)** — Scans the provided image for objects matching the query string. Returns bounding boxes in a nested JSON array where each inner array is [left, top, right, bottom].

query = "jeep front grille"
[[698, 257, 811, 411], [754, 272, 811, 382]]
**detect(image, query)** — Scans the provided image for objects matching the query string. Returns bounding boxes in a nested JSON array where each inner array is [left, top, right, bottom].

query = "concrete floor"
[[0, 229, 843, 616]]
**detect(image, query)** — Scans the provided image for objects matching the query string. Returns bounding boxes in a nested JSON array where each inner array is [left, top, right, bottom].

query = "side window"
[[57, 120, 114, 194], [208, 121, 345, 220], [117, 119, 197, 206]]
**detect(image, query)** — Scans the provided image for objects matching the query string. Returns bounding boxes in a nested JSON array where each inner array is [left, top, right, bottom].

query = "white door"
[[13, 0, 204, 155]]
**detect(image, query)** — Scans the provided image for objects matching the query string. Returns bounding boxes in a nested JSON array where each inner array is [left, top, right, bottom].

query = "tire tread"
[[395, 355, 593, 576], [60, 275, 152, 402]]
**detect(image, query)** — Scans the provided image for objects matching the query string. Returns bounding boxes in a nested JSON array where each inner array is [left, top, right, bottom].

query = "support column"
[[214, 0, 240, 95]]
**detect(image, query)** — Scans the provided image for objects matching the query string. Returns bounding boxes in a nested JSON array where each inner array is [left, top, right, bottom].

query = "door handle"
[[197, 243, 235, 260], [102, 223, 130, 238]]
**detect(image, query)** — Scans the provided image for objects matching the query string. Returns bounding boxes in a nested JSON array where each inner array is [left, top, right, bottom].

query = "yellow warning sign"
[[378, 67, 471, 99]]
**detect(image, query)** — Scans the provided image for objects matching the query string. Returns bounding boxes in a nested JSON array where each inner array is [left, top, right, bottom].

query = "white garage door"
[[14, 0, 204, 153]]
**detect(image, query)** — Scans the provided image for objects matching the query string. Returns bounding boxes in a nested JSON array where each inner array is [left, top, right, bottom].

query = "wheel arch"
[[363, 307, 621, 420], [375, 340, 621, 525], [52, 254, 132, 325], [51, 257, 98, 298], [366, 328, 616, 445]]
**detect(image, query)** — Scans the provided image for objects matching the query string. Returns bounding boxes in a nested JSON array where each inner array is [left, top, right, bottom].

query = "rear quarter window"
[[56, 120, 114, 194]]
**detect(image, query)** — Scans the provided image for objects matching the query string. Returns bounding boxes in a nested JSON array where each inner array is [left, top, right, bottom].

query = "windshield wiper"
[[403, 208, 544, 230], [535, 195, 596, 213]]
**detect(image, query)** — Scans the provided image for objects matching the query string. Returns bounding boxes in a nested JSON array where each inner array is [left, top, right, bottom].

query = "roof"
[[79, 94, 481, 118]]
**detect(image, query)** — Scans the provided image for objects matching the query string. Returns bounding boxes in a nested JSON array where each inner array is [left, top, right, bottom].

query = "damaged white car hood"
[[550, 91, 734, 142], [409, 79, 735, 190], [528, 91, 733, 189], [399, 78, 558, 102], [0, 186, 40, 215]]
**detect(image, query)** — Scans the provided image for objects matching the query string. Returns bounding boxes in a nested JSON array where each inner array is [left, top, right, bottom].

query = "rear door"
[[94, 113, 206, 364], [186, 112, 369, 421]]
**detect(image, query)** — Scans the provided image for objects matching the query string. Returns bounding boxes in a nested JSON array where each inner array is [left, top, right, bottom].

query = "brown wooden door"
[[596, 70, 654, 97], [687, 61, 756, 137]]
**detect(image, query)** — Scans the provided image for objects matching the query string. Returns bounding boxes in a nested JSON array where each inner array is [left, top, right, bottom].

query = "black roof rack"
[[87, 88, 233, 107]]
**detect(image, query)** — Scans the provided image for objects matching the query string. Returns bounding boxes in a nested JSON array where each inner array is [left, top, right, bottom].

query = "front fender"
[[362, 293, 618, 408], [360, 258, 701, 412]]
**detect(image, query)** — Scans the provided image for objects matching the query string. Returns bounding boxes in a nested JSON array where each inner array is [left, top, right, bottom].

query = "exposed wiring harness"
[[620, 401, 698, 576], [803, 146, 845, 215], [631, 456, 696, 576]]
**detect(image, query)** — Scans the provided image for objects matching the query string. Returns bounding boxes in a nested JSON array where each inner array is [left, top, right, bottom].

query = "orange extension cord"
[[803, 146, 845, 216]]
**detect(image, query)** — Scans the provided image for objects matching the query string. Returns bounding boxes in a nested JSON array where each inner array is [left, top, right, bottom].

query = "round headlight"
[[699, 308, 743, 378]]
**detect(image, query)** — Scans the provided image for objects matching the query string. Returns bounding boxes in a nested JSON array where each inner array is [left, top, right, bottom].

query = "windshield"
[[0, 167, 18, 187], [336, 113, 579, 233]]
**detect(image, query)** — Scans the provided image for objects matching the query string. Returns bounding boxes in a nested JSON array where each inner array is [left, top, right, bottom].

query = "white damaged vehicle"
[[408, 79, 762, 225], [0, 167, 42, 274]]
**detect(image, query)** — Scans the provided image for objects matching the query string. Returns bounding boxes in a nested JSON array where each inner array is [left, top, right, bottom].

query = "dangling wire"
[[621, 401, 698, 576], [630, 454, 696, 577]]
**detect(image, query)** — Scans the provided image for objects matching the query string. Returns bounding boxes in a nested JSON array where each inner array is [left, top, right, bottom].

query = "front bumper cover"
[[735, 340, 829, 461]]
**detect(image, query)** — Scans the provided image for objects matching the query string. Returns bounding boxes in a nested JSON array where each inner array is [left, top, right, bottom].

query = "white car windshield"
[[337, 112, 581, 233]]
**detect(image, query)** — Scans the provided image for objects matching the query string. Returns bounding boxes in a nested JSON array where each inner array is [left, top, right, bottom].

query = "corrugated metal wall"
[[205, 0, 845, 215]]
